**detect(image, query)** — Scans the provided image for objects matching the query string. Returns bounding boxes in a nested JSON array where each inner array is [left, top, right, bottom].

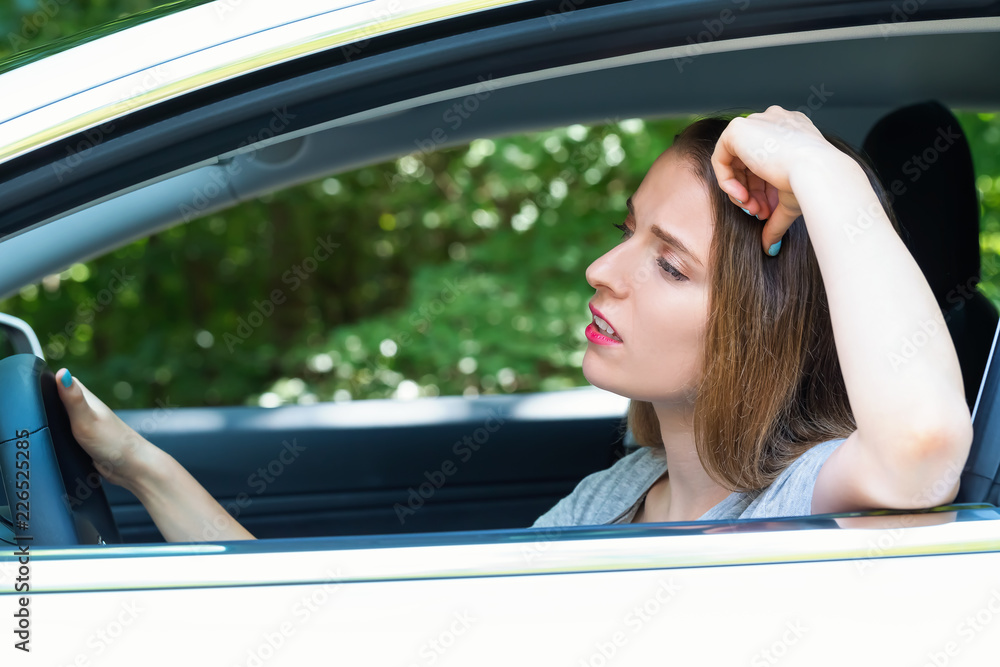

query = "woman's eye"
[[612, 220, 688, 282], [657, 257, 688, 282]]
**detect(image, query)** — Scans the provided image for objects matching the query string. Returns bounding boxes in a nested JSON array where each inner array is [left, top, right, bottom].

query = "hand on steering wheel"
[[55, 369, 154, 490]]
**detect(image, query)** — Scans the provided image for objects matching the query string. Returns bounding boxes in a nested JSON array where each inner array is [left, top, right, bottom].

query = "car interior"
[[2, 4, 1000, 544]]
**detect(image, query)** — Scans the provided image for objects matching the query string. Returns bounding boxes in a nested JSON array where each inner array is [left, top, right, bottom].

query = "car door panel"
[[110, 389, 628, 541]]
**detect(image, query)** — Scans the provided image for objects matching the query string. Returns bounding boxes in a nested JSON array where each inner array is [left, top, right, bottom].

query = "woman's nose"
[[586, 243, 629, 296]]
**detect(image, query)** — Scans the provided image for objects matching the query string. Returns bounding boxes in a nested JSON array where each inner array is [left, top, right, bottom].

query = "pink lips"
[[587, 304, 623, 345]]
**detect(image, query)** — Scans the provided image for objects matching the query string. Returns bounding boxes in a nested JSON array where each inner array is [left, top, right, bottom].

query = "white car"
[[2, 1, 1000, 665]]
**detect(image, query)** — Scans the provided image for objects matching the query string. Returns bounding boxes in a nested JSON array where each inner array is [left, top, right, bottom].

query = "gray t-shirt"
[[531, 438, 847, 527]]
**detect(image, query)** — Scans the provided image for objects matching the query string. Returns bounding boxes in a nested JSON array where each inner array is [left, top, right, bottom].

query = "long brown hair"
[[626, 116, 901, 492]]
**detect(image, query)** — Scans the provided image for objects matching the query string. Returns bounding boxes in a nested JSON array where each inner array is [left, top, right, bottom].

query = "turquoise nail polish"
[[735, 198, 744, 205], [767, 240, 782, 256], [740, 207, 751, 215], [61, 370, 72, 388]]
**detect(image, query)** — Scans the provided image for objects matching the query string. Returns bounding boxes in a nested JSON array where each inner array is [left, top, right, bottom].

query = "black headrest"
[[862, 101, 981, 310]]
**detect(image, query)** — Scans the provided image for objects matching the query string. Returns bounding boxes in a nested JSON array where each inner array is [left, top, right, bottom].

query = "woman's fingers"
[[760, 202, 799, 255], [746, 171, 770, 219], [714, 123, 775, 219], [712, 130, 751, 204], [55, 369, 97, 439], [55, 368, 117, 445], [713, 110, 817, 255], [766, 181, 781, 215], [55, 368, 147, 486], [719, 176, 749, 208]]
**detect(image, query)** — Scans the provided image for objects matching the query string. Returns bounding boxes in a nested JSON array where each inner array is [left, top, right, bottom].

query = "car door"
[[15, 505, 1000, 665]]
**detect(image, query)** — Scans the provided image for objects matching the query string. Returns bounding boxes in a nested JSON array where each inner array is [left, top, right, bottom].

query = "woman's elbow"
[[899, 414, 974, 508]]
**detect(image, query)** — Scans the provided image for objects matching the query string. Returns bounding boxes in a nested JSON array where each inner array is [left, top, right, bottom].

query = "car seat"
[[862, 101, 1000, 504]]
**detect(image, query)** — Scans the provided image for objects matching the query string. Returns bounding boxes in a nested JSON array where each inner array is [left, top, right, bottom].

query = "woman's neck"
[[643, 403, 732, 523]]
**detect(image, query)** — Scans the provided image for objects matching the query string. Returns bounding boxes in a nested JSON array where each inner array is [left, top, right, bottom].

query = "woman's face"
[[582, 149, 714, 404]]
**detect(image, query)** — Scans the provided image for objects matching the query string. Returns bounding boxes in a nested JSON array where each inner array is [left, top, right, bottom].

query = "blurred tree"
[[961, 113, 1000, 306]]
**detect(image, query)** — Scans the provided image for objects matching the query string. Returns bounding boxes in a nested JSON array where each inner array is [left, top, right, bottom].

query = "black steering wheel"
[[0, 354, 120, 546]]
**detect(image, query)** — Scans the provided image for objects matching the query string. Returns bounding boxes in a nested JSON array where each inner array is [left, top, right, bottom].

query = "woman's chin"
[[581, 354, 599, 385], [582, 357, 626, 396], [584, 357, 696, 405]]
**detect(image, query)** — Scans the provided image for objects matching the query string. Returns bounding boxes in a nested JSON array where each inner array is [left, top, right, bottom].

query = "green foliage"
[[958, 112, 1000, 305]]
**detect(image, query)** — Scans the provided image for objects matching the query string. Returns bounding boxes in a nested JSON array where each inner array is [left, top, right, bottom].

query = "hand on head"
[[710, 105, 842, 255]]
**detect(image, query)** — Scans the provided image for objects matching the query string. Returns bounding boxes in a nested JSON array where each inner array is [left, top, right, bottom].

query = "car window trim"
[[17, 505, 1000, 594]]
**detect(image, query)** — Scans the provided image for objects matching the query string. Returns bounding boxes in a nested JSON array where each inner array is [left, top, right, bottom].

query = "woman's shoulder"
[[530, 446, 668, 528]]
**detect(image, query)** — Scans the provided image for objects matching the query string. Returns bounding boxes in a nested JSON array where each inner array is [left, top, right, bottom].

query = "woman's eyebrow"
[[626, 195, 704, 269]]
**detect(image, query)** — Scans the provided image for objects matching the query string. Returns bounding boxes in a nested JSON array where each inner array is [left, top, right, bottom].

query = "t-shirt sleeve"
[[530, 447, 665, 528], [530, 465, 615, 528], [741, 437, 848, 520]]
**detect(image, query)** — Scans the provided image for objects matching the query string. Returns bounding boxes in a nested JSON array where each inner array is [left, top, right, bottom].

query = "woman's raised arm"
[[710, 106, 973, 513]]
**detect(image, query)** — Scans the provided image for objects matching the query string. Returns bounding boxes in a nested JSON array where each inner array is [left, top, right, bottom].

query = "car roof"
[[0, 0, 529, 165]]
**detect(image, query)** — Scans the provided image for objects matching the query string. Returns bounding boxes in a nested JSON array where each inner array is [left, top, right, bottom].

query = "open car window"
[[0, 117, 692, 410]]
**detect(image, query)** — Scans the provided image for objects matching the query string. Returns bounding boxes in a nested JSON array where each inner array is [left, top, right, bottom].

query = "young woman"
[[54, 106, 973, 540]]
